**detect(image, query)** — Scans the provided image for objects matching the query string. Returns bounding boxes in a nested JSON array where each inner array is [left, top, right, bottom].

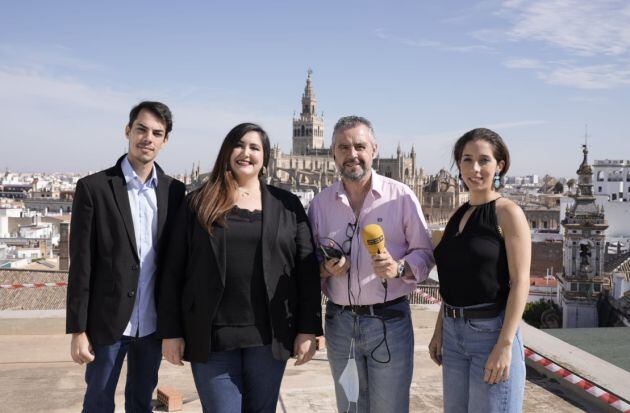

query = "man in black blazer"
[[66, 101, 186, 413]]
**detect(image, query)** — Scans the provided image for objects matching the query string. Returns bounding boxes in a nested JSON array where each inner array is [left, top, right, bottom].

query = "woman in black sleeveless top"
[[429, 128, 531, 413]]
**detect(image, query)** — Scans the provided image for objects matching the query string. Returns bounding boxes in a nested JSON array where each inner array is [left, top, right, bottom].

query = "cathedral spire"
[[577, 144, 589, 174], [304, 68, 314, 98], [293, 69, 325, 154], [576, 143, 594, 197], [301, 68, 317, 116]]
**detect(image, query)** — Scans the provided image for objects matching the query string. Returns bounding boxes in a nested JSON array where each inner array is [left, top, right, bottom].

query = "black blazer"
[[157, 182, 323, 362], [66, 155, 186, 346]]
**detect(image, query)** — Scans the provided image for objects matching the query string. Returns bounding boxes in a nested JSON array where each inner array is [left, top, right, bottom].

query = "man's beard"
[[340, 161, 367, 181]]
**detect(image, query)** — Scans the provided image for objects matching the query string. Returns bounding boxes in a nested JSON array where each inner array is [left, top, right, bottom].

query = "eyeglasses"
[[341, 220, 357, 256], [318, 219, 358, 260]]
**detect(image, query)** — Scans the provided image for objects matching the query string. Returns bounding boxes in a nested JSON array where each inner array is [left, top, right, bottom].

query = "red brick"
[[157, 386, 183, 412]]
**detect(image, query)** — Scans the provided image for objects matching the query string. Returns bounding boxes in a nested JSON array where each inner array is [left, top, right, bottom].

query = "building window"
[[531, 221, 537, 229], [612, 194, 617, 200], [598, 186, 602, 192], [597, 171, 605, 181], [543, 221, 548, 229]]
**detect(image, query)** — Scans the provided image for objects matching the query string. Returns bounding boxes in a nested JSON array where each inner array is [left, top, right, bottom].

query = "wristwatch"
[[396, 260, 406, 278]]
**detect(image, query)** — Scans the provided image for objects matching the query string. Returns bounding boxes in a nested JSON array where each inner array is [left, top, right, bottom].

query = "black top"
[[211, 206, 272, 352], [434, 199, 510, 307]]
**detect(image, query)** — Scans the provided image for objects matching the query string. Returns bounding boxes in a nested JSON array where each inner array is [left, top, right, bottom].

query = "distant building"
[[528, 275, 559, 304], [0, 207, 22, 237], [187, 71, 446, 223], [559, 145, 608, 328], [266, 70, 338, 194], [524, 207, 561, 231], [592, 159, 630, 202], [0, 184, 31, 199], [266, 70, 425, 203], [22, 197, 73, 214], [506, 174, 539, 186], [421, 169, 468, 225]]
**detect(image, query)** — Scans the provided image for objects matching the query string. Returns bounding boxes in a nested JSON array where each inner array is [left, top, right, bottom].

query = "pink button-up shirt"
[[308, 172, 435, 305]]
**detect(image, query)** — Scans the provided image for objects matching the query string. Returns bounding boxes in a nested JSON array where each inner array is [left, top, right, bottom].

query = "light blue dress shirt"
[[121, 156, 159, 338]]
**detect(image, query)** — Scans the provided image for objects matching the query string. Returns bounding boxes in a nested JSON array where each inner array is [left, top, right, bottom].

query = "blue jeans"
[[191, 345, 287, 413], [325, 300, 414, 413], [83, 333, 162, 413], [441, 305, 525, 413]]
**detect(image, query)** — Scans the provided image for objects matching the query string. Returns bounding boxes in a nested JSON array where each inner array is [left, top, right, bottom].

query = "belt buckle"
[[445, 305, 459, 319]]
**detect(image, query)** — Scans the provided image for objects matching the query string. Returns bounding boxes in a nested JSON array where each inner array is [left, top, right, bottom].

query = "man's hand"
[[372, 248, 398, 279], [163, 338, 185, 366], [70, 332, 95, 364], [293, 333, 317, 366], [321, 256, 350, 278]]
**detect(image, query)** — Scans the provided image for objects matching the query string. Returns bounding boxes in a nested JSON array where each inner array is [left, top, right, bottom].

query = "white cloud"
[[0, 55, 289, 173], [0, 69, 130, 111], [483, 1, 630, 89], [0, 44, 107, 72], [374, 29, 494, 54], [504, 0, 630, 56], [538, 64, 630, 89], [503, 57, 545, 69]]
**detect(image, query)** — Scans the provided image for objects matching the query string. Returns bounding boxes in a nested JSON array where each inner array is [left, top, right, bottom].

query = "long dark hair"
[[190, 123, 271, 233], [452, 128, 510, 190]]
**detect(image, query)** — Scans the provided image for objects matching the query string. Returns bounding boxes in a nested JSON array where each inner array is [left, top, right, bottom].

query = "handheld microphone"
[[362, 224, 387, 286], [362, 224, 385, 255]]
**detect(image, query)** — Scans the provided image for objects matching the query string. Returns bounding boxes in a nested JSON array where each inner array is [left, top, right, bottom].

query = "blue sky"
[[1, 0, 629, 178]]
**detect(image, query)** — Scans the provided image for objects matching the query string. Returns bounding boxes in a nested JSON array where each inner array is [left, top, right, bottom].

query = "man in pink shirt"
[[308, 116, 434, 412]]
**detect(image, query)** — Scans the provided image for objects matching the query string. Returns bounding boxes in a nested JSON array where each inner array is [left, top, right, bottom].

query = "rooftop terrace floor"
[[0, 307, 600, 412]]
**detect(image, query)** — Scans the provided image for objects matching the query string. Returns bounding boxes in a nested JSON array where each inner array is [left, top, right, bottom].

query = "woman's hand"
[[293, 333, 317, 366], [163, 338, 185, 366], [428, 331, 443, 366], [484, 342, 512, 383], [429, 307, 444, 366]]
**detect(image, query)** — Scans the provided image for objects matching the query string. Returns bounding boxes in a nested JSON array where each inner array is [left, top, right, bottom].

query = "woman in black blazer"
[[157, 123, 322, 413]]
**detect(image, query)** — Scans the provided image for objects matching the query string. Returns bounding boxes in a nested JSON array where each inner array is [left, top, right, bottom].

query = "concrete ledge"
[[0, 310, 65, 335], [521, 322, 630, 413]]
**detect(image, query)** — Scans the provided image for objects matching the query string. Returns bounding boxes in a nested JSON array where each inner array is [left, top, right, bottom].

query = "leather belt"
[[443, 303, 503, 320], [330, 296, 407, 317]]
